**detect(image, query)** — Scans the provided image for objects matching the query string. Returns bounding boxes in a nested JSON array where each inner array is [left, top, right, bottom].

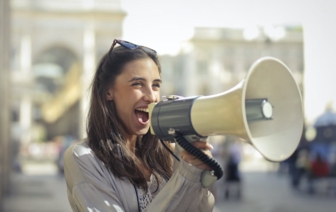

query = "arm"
[[144, 142, 215, 212]]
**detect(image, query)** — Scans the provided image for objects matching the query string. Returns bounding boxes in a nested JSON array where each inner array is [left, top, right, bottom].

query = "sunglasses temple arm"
[[109, 40, 117, 54]]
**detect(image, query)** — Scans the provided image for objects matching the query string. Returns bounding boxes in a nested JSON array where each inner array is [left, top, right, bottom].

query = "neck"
[[125, 134, 138, 153]]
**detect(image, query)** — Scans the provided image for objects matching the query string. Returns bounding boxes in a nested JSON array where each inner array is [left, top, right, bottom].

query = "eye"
[[153, 83, 161, 88], [132, 81, 143, 87]]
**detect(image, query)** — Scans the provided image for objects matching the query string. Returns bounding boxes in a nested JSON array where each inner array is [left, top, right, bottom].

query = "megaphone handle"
[[174, 132, 224, 188], [201, 170, 218, 188], [175, 145, 217, 188]]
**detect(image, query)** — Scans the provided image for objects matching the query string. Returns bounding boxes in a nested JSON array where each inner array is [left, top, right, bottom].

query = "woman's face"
[[107, 58, 161, 137]]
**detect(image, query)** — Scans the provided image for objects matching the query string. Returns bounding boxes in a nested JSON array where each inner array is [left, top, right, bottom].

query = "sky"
[[119, 0, 336, 125], [120, 0, 306, 55]]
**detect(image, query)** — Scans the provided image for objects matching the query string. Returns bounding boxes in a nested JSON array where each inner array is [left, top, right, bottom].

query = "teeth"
[[135, 108, 149, 113]]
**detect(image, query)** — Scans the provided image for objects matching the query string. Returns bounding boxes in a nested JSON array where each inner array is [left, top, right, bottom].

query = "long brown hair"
[[87, 45, 173, 191]]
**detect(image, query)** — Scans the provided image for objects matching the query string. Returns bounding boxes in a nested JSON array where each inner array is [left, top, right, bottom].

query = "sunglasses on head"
[[109, 39, 157, 55]]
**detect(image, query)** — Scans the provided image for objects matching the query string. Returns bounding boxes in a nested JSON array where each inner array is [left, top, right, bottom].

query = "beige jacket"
[[64, 140, 215, 212]]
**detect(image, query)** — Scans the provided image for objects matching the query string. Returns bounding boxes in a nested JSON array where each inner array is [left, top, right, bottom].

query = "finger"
[[192, 141, 213, 150], [188, 159, 212, 170], [181, 150, 213, 170], [196, 164, 212, 170], [182, 156, 212, 170]]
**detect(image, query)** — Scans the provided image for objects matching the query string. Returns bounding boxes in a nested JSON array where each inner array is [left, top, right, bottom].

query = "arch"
[[32, 46, 78, 95], [33, 45, 78, 75]]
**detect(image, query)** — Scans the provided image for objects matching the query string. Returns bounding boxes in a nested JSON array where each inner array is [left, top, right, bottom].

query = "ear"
[[106, 90, 114, 101]]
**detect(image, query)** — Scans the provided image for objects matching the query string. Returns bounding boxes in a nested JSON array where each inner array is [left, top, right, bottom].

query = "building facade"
[[163, 26, 304, 98], [10, 0, 126, 144]]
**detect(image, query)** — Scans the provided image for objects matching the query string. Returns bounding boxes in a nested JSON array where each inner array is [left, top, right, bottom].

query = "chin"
[[136, 127, 150, 136]]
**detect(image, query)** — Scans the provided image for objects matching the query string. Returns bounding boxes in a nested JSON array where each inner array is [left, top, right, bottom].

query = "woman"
[[63, 39, 215, 211]]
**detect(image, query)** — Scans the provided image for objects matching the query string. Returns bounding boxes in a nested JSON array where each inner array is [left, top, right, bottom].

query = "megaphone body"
[[148, 57, 304, 187]]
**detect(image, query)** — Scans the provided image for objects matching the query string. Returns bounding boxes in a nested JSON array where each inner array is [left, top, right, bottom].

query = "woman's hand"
[[180, 141, 213, 170]]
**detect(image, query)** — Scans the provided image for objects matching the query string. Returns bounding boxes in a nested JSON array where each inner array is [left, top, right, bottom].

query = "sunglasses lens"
[[113, 40, 157, 55], [120, 41, 137, 49]]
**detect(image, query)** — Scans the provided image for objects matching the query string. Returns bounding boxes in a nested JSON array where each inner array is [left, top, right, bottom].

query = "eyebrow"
[[128, 77, 162, 83]]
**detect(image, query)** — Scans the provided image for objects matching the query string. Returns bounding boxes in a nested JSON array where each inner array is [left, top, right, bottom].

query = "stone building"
[[161, 26, 303, 98], [10, 0, 126, 143]]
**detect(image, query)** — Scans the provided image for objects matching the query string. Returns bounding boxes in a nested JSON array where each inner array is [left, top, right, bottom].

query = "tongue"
[[135, 110, 149, 123]]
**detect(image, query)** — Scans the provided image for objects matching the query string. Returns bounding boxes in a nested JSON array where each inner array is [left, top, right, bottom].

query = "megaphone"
[[148, 57, 303, 186]]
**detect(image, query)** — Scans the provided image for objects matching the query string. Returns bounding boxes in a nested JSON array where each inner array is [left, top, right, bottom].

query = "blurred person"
[[224, 140, 242, 199], [328, 145, 336, 176], [310, 154, 329, 177], [308, 153, 330, 193], [285, 149, 299, 188], [11, 122, 22, 173], [292, 149, 310, 188], [327, 156, 336, 194], [209, 137, 226, 200], [55, 135, 77, 175], [54, 136, 66, 174], [330, 152, 336, 176], [63, 39, 215, 211], [11, 139, 22, 173]]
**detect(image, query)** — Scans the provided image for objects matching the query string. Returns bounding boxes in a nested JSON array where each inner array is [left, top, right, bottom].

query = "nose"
[[143, 87, 158, 103]]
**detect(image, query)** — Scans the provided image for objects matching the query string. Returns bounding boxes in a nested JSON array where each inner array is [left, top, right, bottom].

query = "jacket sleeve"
[[63, 143, 130, 212], [144, 145, 215, 212]]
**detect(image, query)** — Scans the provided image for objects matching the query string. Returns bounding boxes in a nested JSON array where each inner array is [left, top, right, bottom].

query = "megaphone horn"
[[149, 57, 303, 162]]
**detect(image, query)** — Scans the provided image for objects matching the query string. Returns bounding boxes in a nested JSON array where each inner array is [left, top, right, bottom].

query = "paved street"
[[213, 159, 336, 212], [3, 161, 72, 212], [214, 171, 336, 212], [3, 160, 335, 212]]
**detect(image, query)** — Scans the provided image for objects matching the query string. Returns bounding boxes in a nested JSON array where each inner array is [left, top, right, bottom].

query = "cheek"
[[114, 94, 136, 115], [156, 92, 161, 101], [114, 102, 132, 127], [116, 98, 130, 112]]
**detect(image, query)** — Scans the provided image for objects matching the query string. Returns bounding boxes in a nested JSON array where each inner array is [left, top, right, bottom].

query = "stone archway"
[[33, 46, 78, 94], [32, 46, 81, 140]]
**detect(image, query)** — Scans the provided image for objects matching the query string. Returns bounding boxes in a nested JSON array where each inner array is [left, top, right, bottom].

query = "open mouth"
[[135, 108, 149, 124]]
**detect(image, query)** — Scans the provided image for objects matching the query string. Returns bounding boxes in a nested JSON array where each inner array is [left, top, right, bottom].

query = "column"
[[80, 23, 96, 137], [182, 42, 198, 96], [0, 0, 11, 209], [19, 34, 33, 144]]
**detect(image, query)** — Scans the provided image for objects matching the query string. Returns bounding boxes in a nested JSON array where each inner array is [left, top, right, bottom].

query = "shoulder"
[[63, 139, 109, 186], [63, 139, 91, 170], [64, 139, 107, 170], [64, 139, 92, 163]]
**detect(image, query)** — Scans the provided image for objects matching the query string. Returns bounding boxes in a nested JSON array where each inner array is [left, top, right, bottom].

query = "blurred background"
[[1, 0, 336, 211]]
